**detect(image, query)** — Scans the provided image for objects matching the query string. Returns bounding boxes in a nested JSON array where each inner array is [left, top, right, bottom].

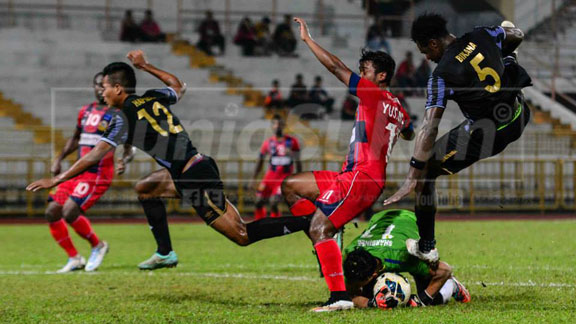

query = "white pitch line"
[[0, 270, 574, 289]]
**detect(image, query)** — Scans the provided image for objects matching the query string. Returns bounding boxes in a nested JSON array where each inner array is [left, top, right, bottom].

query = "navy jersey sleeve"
[[99, 112, 129, 147], [477, 26, 506, 50], [146, 87, 179, 105], [348, 73, 361, 96], [425, 75, 450, 110]]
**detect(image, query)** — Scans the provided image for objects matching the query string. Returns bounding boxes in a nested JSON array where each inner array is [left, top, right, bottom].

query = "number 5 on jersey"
[[137, 102, 183, 136]]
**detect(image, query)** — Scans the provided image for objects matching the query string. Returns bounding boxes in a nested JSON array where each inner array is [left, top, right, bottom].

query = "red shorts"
[[48, 169, 113, 212], [313, 170, 383, 229], [257, 171, 290, 199]]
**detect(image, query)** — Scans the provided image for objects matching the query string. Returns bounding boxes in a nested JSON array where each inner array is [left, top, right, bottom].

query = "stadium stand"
[[0, 0, 574, 216]]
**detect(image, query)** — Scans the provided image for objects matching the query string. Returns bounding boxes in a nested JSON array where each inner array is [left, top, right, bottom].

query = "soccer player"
[[252, 114, 302, 220], [27, 50, 312, 267], [384, 15, 531, 263], [343, 209, 470, 309], [274, 18, 415, 311], [45, 72, 134, 273]]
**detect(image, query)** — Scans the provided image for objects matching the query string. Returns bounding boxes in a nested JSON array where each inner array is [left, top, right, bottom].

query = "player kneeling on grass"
[[45, 72, 134, 273], [27, 50, 314, 271], [343, 209, 470, 308]]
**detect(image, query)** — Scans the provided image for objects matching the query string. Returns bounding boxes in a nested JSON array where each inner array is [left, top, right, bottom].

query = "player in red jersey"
[[252, 115, 302, 219], [45, 72, 134, 273], [279, 18, 415, 311]]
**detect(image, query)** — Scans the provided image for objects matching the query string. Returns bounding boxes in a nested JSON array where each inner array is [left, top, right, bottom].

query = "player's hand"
[[26, 178, 57, 192], [116, 158, 126, 175], [294, 17, 311, 42], [50, 160, 62, 176], [383, 177, 417, 205], [368, 287, 398, 309], [127, 50, 148, 69]]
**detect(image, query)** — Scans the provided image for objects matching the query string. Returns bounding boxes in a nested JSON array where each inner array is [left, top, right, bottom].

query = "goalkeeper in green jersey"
[[343, 209, 470, 309]]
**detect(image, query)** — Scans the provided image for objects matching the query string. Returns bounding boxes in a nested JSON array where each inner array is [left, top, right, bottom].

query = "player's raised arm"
[[26, 141, 115, 192], [126, 49, 187, 99], [383, 107, 444, 205], [294, 17, 353, 86]]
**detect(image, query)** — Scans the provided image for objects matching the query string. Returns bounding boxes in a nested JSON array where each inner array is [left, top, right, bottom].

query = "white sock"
[[439, 278, 456, 304]]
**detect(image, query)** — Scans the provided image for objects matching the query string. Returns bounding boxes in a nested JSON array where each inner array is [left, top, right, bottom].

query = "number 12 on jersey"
[[137, 102, 183, 136]]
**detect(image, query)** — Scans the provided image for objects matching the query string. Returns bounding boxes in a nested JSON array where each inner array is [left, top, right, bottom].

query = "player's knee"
[[44, 208, 61, 223], [62, 210, 79, 224], [436, 261, 453, 279], [281, 175, 296, 196], [309, 216, 336, 242]]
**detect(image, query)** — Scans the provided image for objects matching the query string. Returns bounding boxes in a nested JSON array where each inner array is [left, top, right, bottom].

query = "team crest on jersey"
[[98, 119, 109, 132]]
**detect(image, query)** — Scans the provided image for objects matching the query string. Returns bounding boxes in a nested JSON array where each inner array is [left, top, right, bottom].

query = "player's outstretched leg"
[[45, 202, 85, 273], [61, 199, 108, 272], [134, 169, 180, 270]]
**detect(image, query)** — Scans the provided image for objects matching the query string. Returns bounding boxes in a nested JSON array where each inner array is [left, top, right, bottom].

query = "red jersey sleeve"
[[348, 73, 381, 109]]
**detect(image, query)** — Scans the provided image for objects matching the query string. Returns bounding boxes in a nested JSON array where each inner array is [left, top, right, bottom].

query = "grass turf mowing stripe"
[[0, 270, 574, 289]]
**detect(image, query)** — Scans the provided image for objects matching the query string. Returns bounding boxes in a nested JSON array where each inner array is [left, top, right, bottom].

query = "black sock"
[[246, 216, 311, 244], [431, 293, 444, 306], [419, 239, 437, 253], [330, 291, 351, 301], [139, 197, 172, 255], [418, 290, 434, 306], [415, 187, 437, 248]]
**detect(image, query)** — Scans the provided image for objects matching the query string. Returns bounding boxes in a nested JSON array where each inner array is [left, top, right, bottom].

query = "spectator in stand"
[[273, 14, 298, 57], [234, 17, 257, 56], [365, 17, 391, 54], [264, 79, 284, 110], [395, 51, 416, 95], [287, 74, 308, 108], [140, 10, 166, 42], [120, 10, 140, 43], [414, 58, 431, 93], [254, 16, 273, 56], [340, 93, 358, 120], [309, 76, 335, 114], [197, 10, 226, 56]]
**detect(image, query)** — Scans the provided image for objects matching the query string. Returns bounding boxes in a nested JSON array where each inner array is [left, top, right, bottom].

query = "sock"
[[439, 278, 456, 304], [314, 239, 347, 293], [289, 198, 316, 217], [49, 219, 78, 257], [139, 197, 172, 256], [270, 211, 280, 218], [415, 182, 437, 245], [70, 215, 100, 247], [418, 290, 434, 306], [246, 216, 311, 243], [254, 207, 267, 220]]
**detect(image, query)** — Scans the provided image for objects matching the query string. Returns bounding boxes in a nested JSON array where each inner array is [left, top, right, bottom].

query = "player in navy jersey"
[[44, 72, 134, 273], [384, 14, 531, 263], [27, 50, 315, 270], [252, 115, 301, 220]]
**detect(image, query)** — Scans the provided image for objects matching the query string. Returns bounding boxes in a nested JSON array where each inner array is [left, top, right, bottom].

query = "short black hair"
[[359, 49, 395, 84], [102, 62, 136, 94], [314, 76, 322, 82], [411, 13, 449, 46], [93, 71, 103, 85], [343, 248, 378, 282]]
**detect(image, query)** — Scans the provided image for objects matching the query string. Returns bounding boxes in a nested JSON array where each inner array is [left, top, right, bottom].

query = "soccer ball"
[[372, 272, 411, 307]]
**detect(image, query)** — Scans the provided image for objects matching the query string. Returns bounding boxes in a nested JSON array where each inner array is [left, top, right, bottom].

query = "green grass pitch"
[[0, 219, 575, 323]]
